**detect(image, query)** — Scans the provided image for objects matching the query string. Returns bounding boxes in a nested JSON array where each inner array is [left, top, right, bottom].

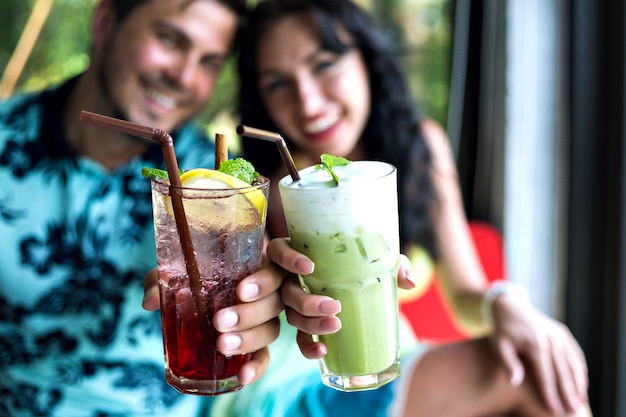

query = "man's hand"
[[142, 250, 286, 385]]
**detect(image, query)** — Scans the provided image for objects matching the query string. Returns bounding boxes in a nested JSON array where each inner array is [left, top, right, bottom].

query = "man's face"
[[91, 0, 237, 131]]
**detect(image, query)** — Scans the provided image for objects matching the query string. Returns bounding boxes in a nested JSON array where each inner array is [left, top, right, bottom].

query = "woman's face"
[[255, 12, 370, 159]]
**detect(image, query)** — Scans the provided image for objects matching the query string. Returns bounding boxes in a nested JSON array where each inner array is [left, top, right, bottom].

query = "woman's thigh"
[[400, 337, 591, 417]]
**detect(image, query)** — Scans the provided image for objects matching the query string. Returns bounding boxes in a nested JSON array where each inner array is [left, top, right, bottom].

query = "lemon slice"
[[181, 168, 248, 188], [179, 168, 267, 219]]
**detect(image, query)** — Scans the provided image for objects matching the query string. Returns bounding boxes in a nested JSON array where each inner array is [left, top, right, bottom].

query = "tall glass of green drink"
[[278, 159, 401, 392]]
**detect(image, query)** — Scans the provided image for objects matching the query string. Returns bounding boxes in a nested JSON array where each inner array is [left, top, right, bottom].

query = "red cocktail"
[[151, 171, 268, 395]]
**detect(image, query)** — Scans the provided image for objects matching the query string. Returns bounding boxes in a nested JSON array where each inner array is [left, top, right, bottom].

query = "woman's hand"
[[141, 250, 286, 386], [266, 238, 341, 359], [271, 237, 415, 359], [489, 294, 589, 414]]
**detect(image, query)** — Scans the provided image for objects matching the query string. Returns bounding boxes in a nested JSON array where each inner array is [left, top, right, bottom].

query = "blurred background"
[[0, 0, 453, 145], [1, 0, 623, 415]]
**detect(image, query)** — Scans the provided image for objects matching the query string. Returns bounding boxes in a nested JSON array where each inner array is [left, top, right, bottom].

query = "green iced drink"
[[279, 160, 400, 391]]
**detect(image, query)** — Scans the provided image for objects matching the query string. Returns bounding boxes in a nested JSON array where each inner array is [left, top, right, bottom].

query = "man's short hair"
[[110, 0, 247, 24]]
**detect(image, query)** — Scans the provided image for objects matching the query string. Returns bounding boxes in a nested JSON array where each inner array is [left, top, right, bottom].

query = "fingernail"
[[241, 368, 255, 385], [223, 334, 242, 351], [142, 286, 159, 310], [294, 256, 314, 274], [319, 317, 342, 332], [569, 397, 580, 411], [309, 344, 327, 358], [217, 310, 239, 330], [240, 283, 259, 301], [319, 299, 341, 314], [510, 369, 523, 386], [402, 265, 416, 288]]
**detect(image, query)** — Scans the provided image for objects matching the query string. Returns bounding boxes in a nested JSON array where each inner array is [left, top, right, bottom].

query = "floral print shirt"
[[0, 77, 216, 417]]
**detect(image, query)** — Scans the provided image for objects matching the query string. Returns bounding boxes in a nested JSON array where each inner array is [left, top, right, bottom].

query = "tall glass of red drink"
[[150, 170, 269, 396]]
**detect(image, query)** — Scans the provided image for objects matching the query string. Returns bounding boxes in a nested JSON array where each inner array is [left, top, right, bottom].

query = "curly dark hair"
[[237, 0, 438, 257]]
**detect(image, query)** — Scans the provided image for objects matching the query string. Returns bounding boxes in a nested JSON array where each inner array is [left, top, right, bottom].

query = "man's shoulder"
[[0, 90, 49, 146], [0, 89, 45, 119], [174, 123, 219, 169]]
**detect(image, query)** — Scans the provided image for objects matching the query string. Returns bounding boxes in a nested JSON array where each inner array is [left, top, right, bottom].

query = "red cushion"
[[399, 221, 505, 343]]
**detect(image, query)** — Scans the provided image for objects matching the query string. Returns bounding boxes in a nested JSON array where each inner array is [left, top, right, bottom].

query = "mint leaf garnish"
[[141, 167, 184, 180], [218, 158, 259, 184], [315, 154, 350, 185]]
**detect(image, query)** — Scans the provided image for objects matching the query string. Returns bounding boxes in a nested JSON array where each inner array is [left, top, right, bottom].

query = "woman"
[[237, 0, 592, 416]]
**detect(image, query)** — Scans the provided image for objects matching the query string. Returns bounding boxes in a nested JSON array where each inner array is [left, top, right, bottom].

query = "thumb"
[[495, 337, 525, 386]]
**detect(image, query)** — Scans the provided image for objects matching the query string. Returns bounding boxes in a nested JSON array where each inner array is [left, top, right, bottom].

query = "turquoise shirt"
[[0, 77, 216, 416]]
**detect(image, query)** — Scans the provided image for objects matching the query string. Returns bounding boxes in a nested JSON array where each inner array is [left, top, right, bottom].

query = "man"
[[0, 1, 290, 415]]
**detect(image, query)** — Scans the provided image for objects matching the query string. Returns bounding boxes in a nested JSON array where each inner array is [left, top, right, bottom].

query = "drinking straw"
[[79, 111, 212, 353], [236, 125, 301, 182], [215, 133, 228, 169]]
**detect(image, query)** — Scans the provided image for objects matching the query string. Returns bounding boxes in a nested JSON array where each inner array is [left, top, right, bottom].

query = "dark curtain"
[[449, 0, 505, 228], [449, 0, 484, 222], [452, 0, 626, 415], [568, 1, 625, 416]]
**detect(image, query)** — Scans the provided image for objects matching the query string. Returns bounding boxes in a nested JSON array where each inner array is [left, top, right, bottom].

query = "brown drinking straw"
[[236, 125, 301, 182], [215, 133, 228, 169], [79, 110, 212, 353]]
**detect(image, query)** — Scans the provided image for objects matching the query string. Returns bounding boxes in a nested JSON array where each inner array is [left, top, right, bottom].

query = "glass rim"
[[151, 175, 270, 193], [278, 161, 396, 190]]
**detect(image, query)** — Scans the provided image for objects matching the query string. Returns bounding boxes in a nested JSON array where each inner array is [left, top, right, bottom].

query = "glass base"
[[166, 371, 243, 396], [321, 359, 401, 392]]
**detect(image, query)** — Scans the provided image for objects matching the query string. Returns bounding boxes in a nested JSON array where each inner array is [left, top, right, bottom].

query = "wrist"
[[480, 280, 529, 326]]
